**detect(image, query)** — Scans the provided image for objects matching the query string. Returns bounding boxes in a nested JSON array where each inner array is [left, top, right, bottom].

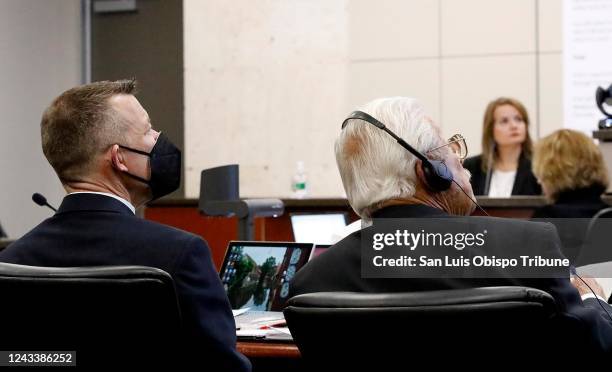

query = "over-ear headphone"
[[341, 110, 453, 192]]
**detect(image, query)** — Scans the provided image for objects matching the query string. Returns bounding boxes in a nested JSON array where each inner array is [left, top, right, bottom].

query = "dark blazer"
[[0, 193, 251, 371], [532, 186, 610, 219], [463, 153, 541, 196], [532, 186, 611, 265], [289, 204, 612, 353]]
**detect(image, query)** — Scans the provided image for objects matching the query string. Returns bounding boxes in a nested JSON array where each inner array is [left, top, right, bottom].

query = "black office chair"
[[0, 263, 182, 367], [284, 287, 573, 366], [576, 207, 612, 267]]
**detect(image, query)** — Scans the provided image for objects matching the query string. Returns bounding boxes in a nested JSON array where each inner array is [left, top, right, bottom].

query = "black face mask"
[[118, 133, 181, 201]]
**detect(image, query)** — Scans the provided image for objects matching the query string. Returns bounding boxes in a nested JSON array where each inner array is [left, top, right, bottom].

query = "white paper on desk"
[[232, 308, 250, 317], [247, 316, 285, 325], [236, 329, 269, 338], [265, 327, 291, 335], [236, 327, 292, 338], [597, 278, 612, 300], [235, 317, 286, 332], [576, 263, 612, 299]]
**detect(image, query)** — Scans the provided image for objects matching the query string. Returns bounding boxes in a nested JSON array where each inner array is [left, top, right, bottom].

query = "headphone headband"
[[342, 111, 430, 163], [341, 111, 386, 130], [341, 110, 452, 191]]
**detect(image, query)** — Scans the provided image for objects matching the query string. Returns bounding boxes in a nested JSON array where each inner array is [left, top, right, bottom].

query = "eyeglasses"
[[426, 134, 468, 161]]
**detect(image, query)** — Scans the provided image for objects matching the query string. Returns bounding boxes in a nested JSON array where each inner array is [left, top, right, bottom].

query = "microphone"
[[32, 193, 57, 212]]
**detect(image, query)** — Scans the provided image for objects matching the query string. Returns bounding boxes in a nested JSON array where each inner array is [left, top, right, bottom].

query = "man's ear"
[[110, 144, 129, 172], [414, 160, 429, 187]]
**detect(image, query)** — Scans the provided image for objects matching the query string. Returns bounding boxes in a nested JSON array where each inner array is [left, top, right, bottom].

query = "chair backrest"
[[577, 207, 612, 266], [0, 263, 182, 366], [284, 287, 564, 365]]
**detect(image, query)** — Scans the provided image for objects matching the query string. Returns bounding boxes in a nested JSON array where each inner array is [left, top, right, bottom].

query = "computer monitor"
[[290, 213, 348, 245], [219, 241, 314, 312]]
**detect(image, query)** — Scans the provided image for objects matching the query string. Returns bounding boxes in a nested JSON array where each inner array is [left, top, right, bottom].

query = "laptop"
[[290, 212, 348, 245], [219, 241, 314, 334]]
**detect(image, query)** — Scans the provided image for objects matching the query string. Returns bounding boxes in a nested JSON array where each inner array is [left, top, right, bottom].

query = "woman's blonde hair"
[[481, 97, 533, 172], [533, 129, 609, 202]]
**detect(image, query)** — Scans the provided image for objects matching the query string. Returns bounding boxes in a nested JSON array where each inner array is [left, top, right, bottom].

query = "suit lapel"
[[511, 153, 529, 195]]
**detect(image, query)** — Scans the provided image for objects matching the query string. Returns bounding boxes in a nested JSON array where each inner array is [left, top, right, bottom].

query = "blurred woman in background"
[[531, 129, 610, 264], [463, 97, 541, 197], [532, 129, 609, 218]]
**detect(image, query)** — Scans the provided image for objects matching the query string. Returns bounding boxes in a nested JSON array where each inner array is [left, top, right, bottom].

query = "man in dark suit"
[[289, 96, 612, 354], [0, 80, 250, 371]]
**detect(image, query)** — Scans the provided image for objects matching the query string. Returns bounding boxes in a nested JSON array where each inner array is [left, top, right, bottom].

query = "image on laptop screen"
[[290, 213, 348, 245], [220, 241, 314, 311]]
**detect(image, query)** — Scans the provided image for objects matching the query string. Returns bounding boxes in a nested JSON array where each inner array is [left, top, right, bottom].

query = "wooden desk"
[[472, 196, 547, 218], [237, 340, 302, 371], [237, 341, 300, 358]]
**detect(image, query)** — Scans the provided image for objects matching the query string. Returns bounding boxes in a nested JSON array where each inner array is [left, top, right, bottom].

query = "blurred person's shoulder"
[[463, 155, 483, 173]]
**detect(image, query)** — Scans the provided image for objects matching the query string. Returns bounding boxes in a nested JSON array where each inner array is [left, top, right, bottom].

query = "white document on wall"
[[563, 0, 612, 134]]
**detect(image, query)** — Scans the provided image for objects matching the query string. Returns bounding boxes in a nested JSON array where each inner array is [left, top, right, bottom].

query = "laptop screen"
[[290, 213, 348, 244], [220, 241, 314, 312]]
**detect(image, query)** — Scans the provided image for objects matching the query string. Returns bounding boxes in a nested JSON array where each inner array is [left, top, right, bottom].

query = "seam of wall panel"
[[351, 51, 540, 64], [535, 0, 541, 139], [438, 0, 443, 127], [81, 0, 91, 84]]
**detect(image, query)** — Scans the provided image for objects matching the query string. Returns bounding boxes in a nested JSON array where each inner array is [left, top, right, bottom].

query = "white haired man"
[[289, 97, 612, 355]]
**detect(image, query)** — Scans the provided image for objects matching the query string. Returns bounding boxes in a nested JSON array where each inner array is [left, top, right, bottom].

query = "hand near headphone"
[[571, 275, 605, 299]]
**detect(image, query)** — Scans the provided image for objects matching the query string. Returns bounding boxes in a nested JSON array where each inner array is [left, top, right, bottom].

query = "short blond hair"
[[533, 129, 609, 202], [41, 79, 137, 183]]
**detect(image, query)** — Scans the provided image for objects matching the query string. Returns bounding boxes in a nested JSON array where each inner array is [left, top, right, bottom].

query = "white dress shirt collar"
[[68, 191, 136, 215]]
